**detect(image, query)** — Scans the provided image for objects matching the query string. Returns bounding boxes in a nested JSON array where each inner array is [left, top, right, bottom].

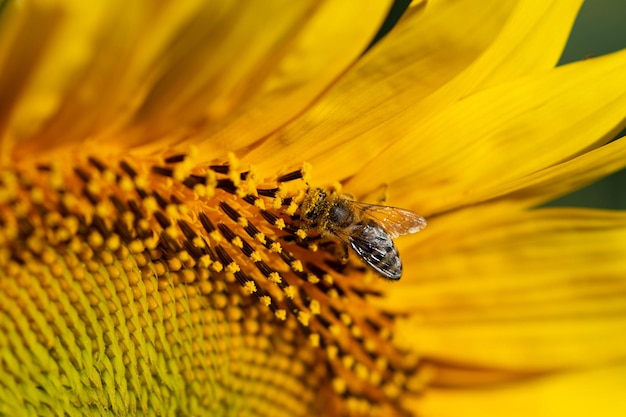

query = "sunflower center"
[[0, 150, 424, 416]]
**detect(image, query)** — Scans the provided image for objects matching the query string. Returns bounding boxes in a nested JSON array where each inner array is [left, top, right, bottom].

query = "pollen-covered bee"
[[297, 188, 426, 280]]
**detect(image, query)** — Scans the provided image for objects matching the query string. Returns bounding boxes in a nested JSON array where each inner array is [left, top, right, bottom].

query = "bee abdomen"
[[349, 220, 402, 280]]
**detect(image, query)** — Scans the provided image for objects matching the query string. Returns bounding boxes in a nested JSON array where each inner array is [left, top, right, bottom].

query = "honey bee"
[[297, 188, 426, 280]]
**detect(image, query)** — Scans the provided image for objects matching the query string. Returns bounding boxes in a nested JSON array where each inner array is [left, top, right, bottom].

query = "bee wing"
[[353, 202, 427, 238], [348, 221, 402, 280]]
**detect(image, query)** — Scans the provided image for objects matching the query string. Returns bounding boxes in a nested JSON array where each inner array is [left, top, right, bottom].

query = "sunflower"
[[1, 0, 626, 416]]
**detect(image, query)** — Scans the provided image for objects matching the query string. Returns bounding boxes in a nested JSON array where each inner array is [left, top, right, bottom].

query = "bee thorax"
[[328, 202, 355, 228]]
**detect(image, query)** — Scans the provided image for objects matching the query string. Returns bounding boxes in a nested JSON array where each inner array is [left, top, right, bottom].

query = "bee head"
[[303, 188, 326, 220]]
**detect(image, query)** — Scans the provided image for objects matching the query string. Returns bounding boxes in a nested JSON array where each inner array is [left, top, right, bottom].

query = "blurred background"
[[550, 0, 626, 209]]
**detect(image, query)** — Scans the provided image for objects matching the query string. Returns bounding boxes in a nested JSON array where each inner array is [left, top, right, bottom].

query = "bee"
[[297, 188, 426, 280]]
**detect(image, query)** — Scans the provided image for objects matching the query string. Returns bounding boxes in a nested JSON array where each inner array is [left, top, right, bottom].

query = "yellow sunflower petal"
[[244, 0, 517, 179], [384, 207, 626, 370], [492, 136, 626, 207], [413, 364, 626, 417], [2, 0, 392, 159], [458, 0, 584, 90], [243, 0, 584, 189], [2, 0, 149, 156], [353, 49, 626, 213], [191, 1, 394, 157]]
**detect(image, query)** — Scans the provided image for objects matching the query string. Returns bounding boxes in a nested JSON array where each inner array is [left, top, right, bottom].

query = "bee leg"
[[376, 183, 389, 204], [360, 184, 389, 206], [336, 241, 349, 264], [329, 181, 344, 194]]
